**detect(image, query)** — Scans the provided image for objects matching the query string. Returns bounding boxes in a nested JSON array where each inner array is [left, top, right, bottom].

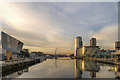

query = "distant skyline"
[[0, 2, 118, 54]]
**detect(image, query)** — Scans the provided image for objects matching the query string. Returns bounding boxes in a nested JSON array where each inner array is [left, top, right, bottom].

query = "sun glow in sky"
[[0, 2, 118, 54]]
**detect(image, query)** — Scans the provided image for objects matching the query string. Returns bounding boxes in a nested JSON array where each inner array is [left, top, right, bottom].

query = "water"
[[3, 58, 120, 78]]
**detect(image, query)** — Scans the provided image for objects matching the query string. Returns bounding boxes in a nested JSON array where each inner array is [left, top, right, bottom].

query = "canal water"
[[3, 58, 120, 78]]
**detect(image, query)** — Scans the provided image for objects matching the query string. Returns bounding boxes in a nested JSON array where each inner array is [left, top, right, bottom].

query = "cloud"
[[0, 2, 118, 53], [93, 25, 118, 49], [0, 3, 75, 53]]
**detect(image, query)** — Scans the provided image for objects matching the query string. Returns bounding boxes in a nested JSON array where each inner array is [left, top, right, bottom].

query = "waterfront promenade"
[[80, 58, 120, 65]]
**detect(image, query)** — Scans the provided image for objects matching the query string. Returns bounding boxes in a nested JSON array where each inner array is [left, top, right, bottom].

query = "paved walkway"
[[2, 56, 46, 67]]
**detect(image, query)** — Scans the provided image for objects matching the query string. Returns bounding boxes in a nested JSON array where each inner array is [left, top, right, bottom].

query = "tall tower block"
[[90, 38, 96, 46], [75, 36, 83, 56], [115, 41, 120, 51]]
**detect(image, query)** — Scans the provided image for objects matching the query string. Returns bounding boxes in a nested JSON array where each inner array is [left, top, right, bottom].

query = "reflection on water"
[[108, 65, 120, 78], [3, 59, 120, 78], [54, 59, 57, 68], [75, 59, 100, 78], [74, 59, 120, 78], [4, 68, 29, 78]]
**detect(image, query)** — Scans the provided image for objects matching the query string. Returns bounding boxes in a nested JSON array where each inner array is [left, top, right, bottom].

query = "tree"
[[20, 49, 30, 57]]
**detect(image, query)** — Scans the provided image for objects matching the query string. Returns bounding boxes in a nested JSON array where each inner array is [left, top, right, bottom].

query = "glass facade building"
[[1, 31, 24, 60]]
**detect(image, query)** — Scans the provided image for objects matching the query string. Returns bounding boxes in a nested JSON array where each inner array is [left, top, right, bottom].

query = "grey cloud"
[[2, 23, 50, 47], [1, 2, 118, 52]]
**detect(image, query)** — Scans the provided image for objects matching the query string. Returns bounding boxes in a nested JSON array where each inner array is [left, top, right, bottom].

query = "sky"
[[0, 2, 118, 54]]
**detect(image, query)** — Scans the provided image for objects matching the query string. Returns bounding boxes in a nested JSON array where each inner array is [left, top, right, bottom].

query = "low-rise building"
[[76, 46, 100, 57], [30, 52, 44, 58], [100, 49, 116, 55]]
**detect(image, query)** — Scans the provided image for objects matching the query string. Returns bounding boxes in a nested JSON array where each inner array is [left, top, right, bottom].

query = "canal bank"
[[2, 56, 46, 77], [82, 58, 120, 65]]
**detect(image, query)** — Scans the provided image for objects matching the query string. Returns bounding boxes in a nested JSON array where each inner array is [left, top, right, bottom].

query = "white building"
[[76, 46, 100, 57]]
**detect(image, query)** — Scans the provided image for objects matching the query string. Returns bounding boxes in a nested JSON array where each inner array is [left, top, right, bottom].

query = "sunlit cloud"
[[0, 2, 118, 53], [93, 25, 118, 49]]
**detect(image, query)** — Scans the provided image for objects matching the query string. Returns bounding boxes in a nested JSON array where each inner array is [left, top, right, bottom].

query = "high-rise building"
[[75, 36, 83, 56], [74, 37, 99, 57], [115, 41, 120, 50], [90, 38, 96, 46], [75, 36, 83, 48]]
